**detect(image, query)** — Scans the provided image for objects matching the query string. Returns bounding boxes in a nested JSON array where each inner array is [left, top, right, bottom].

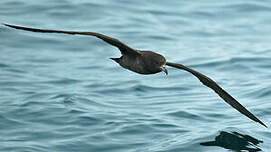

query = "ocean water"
[[1, 0, 271, 151]]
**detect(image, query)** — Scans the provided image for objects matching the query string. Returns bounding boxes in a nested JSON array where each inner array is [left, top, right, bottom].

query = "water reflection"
[[200, 131, 263, 152]]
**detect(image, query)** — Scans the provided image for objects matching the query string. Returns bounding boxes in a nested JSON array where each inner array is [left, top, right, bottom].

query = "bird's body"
[[3, 23, 267, 128], [111, 50, 166, 74], [119, 50, 167, 74]]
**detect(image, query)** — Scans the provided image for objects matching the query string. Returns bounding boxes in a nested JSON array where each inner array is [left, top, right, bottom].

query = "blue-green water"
[[1, 0, 271, 151]]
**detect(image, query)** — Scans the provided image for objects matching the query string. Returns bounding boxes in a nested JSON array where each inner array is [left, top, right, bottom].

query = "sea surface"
[[1, 0, 271, 151]]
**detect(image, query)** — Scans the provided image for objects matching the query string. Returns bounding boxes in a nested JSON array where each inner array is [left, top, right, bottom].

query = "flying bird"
[[3, 23, 267, 128]]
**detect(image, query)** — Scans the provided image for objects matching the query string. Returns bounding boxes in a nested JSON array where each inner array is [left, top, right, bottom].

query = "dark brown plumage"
[[3, 23, 267, 128]]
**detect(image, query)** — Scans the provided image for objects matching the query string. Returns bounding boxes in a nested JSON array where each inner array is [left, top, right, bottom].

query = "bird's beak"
[[161, 66, 168, 75]]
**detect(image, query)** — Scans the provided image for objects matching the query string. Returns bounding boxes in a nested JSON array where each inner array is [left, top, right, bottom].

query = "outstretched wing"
[[3, 23, 141, 56], [166, 62, 267, 128]]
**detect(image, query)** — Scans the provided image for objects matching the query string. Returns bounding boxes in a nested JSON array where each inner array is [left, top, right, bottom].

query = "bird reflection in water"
[[200, 131, 263, 152]]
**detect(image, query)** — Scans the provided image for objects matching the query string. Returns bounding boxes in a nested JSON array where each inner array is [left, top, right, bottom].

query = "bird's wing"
[[3, 23, 141, 56], [166, 61, 267, 128]]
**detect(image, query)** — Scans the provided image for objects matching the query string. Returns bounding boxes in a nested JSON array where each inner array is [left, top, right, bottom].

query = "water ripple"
[[1, 0, 271, 151]]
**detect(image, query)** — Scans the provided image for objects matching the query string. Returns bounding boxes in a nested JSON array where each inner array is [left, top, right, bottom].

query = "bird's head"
[[144, 51, 168, 75]]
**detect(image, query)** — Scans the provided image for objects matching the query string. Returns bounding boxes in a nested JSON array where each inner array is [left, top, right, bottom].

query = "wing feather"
[[166, 61, 267, 128], [3, 23, 140, 56]]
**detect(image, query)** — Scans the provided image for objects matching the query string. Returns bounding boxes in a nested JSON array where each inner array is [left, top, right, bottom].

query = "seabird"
[[3, 23, 267, 128]]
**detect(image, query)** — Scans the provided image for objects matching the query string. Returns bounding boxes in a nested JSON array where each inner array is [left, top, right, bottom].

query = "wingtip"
[[2, 23, 13, 28], [260, 121, 268, 128], [256, 119, 268, 128], [2, 23, 20, 29]]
